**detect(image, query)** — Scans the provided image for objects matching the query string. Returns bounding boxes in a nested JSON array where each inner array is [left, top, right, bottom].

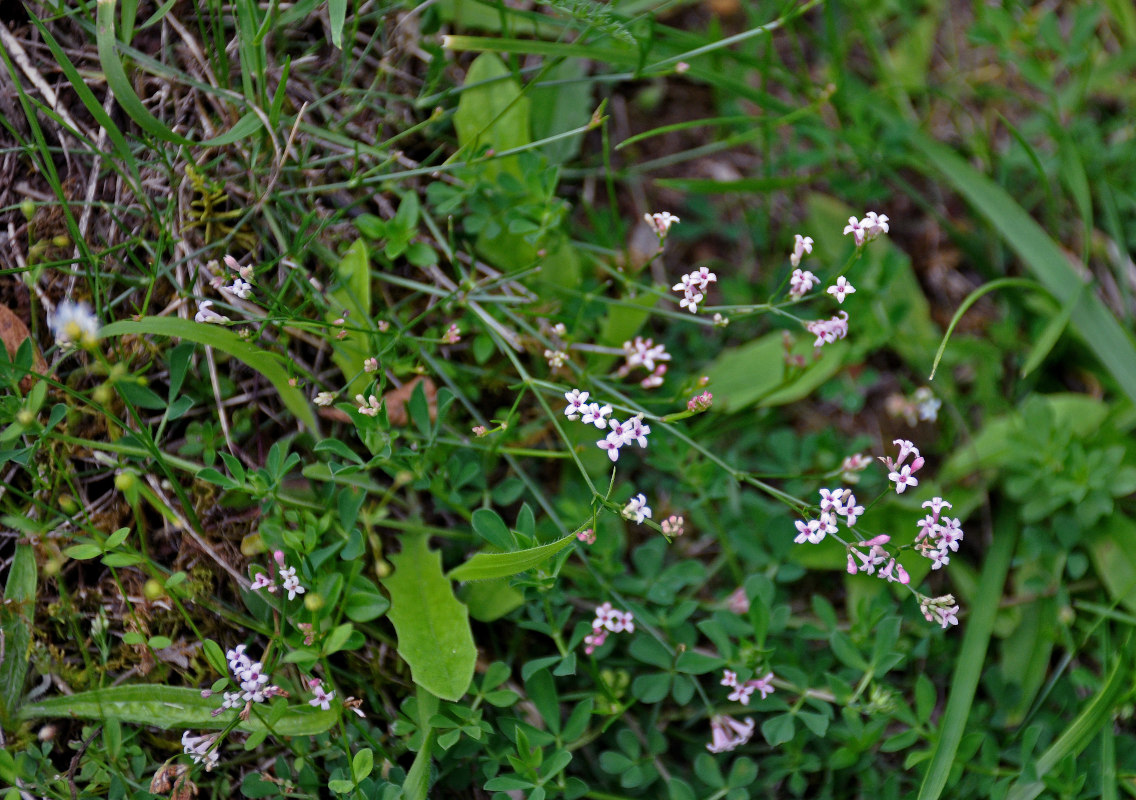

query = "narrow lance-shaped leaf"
[[99, 317, 317, 430], [381, 534, 477, 702], [448, 533, 577, 582], [0, 544, 36, 725], [19, 685, 336, 735]]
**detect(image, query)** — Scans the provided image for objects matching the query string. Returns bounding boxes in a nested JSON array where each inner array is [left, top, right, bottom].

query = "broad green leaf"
[[462, 579, 525, 622], [19, 685, 335, 735], [381, 534, 477, 701], [0, 544, 36, 725], [99, 317, 316, 430], [918, 511, 1018, 800], [529, 59, 592, 165], [453, 53, 531, 180], [907, 132, 1136, 408], [471, 508, 514, 550], [448, 533, 576, 582], [1087, 515, 1136, 617]]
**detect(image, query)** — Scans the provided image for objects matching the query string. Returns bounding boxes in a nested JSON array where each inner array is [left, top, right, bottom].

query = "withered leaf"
[[384, 376, 437, 426], [0, 305, 47, 391]]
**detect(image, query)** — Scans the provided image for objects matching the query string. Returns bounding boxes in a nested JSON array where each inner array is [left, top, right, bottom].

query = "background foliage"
[[2, 0, 1136, 798]]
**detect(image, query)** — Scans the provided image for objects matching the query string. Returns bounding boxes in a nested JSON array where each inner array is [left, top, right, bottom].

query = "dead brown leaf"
[[384, 376, 437, 426], [0, 304, 47, 391]]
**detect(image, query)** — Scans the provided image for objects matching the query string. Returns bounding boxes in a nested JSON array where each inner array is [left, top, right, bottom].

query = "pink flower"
[[581, 402, 613, 429], [794, 518, 825, 544], [790, 234, 813, 268], [250, 571, 274, 593], [661, 515, 684, 536], [577, 528, 596, 544], [720, 670, 738, 688], [625, 415, 651, 448], [309, 680, 335, 711], [728, 683, 756, 704], [622, 493, 652, 524], [750, 672, 775, 700], [706, 714, 755, 753], [789, 268, 819, 299], [687, 391, 713, 413], [805, 311, 850, 347], [726, 587, 750, 614], [922, 496, 952, 515], [597, 435, 622, 461]]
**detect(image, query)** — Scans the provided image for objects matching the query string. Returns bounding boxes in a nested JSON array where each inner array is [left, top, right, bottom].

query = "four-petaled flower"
[[622, 493, 653, 524], [791, 234, 813, 268], [827, 276, 856, 303]]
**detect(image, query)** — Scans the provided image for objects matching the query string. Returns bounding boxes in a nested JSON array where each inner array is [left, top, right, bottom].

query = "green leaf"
[[907, 132, 1136, 407], [761, 714, 795, 746], [65, 543, 104, 560], [344, 577, 390, 622], [674, 650, 725, 674], [327, 239, 374, 398], [19, 685, 336, 735], [381, 534, 477, 701], [99, 318, 316, 430], [453, 53, 531, 181], [470, 508, 514, 551], [352, 748, 374, 783], [461, 579, 525, 622], [328, 0, 346, 48], [96, 0, 262, 146], [323, 623, 355, 656], [1088, 515, 1136, 617], [0, 544, 36, 724], [1005, 639, 1130, 800], [448, 533, 576, 582]]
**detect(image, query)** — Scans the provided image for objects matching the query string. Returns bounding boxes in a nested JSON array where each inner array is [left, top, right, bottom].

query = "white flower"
[[355, 394, 381, 416], [564, 389, 589, 420], [225, 279, 252, 299], [544, 349, 567, 368], [625, 414, 650, 448], [644, 211, 680, 237], [313, 391, 336, 406], [181, 731, 220, 771], [581, 402, 612, 429], [364, 357, 379, 373], [279, 566, 305, 601], [622, 493, 652, 524], [827, 276, 856, 303], [48, 300, 99, 349], [194, 300, 229, 324]]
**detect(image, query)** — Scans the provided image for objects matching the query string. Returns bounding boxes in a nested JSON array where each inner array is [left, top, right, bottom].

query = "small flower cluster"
[[645, 211, 680, 239], [617, 336, 670, 388], [442, 323, 461, 344], [687, 391, 713, 413], [793, 488, 864, 544], [706, 714, 755, 753], [355, 394, 382, 417], [181, 731, 220, 771], [661, 515, 684, 536], [882, 439, 924, 494], [845, 534, 910, 585], [915, 497, 964, 571], [584, 602, 635, 654], [249, 551, 306, 601], [839, 452, 873, 483], [720, 670, 774, 705], [48, 300, 100, 350], [563, 389, 651, 463], [789, 268, 819, 299], [919, 593, 960, 629], [843, 211, 889, 246], [805, 310, 849, 348], [672, 267, 717, 314], [622, 493, 653, 524], [219, 644, 283, 714], [197, 255, 255, 324], [577, 528, 596, 544], [888, 386, 941, 425]]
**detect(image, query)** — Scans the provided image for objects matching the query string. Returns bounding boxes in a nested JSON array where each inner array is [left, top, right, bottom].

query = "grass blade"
[[918, 507, 1018, 800], [98, 317, 317, 431], [907, 132, 1136, 407]]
